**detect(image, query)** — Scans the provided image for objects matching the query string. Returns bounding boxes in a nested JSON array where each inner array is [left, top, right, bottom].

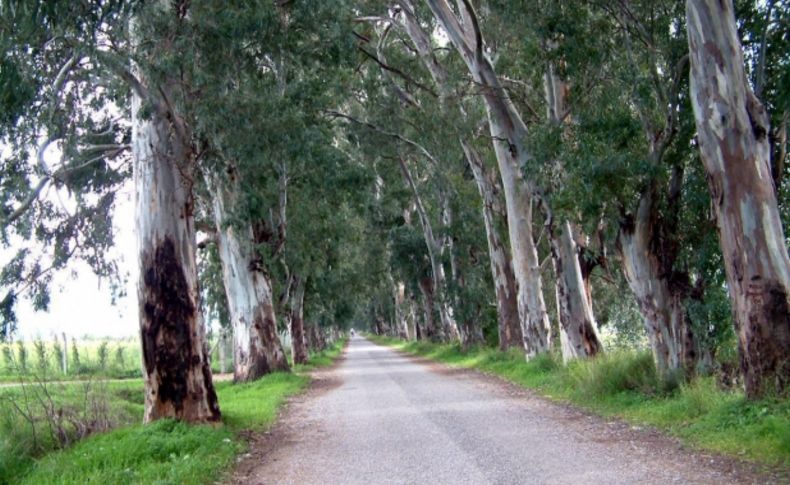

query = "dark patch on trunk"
[[248, 321, 273, 380], [744, 281, 790, 396], [141, 237, 199, 415]]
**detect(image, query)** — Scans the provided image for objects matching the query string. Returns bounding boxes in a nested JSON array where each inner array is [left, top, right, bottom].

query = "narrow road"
[[234, 337, 771, 484]]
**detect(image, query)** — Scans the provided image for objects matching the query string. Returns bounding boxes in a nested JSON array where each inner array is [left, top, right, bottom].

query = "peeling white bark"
[[687, 0, 790, 396], [209, 174, 289, 382], [397, 2, 524, 351], [424, 0, 551, 357], [398, 156, 461, 341], [617, 193, 695, 375], [551, 221, 603, 362], [132, 81, 219, 423]]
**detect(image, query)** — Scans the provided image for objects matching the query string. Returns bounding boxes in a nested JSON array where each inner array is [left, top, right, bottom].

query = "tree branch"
[[327, 111, 441, 168]]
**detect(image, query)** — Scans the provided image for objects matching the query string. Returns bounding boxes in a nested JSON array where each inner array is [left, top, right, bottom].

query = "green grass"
[[3, 339, 347, 485], [369, 335, 789, 468]]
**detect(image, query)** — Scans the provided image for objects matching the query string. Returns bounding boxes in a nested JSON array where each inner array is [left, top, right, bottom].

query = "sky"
[[14, 183, 139, 340]]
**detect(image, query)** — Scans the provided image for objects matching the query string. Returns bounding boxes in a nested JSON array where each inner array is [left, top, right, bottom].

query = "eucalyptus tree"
[[185, 1, 357, 376], [518, 0, 706, 377], [686, 0, 790, 397], [422, 0, 553, 357], [383, 1, 523, 350], [186, 2, 297, 381], [271, 123, 372, 360], [0, 0, 221, 423], [481, 0, 605, 360], [600, 0, 701, 378], [333, 52, 466, 342]]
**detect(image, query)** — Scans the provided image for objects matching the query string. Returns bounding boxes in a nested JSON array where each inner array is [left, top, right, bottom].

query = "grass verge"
[[4, 339, 346, 485], [368, 335, 789, 468]]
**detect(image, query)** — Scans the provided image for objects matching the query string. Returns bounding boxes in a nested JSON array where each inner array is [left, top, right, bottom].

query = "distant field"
[[0, 338, 142, 382], [0, 334, 239, 383]]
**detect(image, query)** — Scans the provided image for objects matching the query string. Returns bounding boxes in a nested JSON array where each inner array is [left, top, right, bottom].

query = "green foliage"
[[0, 345, 11, 372], [32, 338, 47, 374], [15, 341, 27, 373], [70, 338, 80, 371], [565, 351, 666, 398], [51, 337, 64, 373], [96, 341, 108, 372], [0, 1, 134, 338], [113, 344, 124, 371]]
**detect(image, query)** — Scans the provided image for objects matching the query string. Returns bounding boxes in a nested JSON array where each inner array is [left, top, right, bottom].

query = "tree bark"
[[687, 0, 790, 397], [548, 219, 603, 362], [617, 191, 696, 376], [132, 85, 220, 423], [418, 277, 439, 339], [393, 280, 410, 339], [539, 60, 602, 361], [395, 3, 523, 351], [218, 329, 228, 374], [210, 177, 289, 382], [463, 144, 523, 351], [397, 156, 461, 341], [407, 291, 419, 340], [289, 276, 309, 365], [424, 0, 551, 357], [307, 323, 325, 351]]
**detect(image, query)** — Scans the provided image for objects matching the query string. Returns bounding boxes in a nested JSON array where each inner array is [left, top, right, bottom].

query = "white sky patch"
[[14, 181, 139, 340]]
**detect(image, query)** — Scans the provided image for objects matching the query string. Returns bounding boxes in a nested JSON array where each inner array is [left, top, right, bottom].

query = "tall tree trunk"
[[397, 156, 461, 341], [424, 0, 551, 357], [418, 277, 439, 339], [393, 280, 410, 339], [617, 192, 696, 376], [289, 276, 309, 365], [687, 0, 790, 397], [307, 323, 324, 351], [407, 291, 418, 340], [412, 291, 424, 340], [132, 88, 220, 424], [548, 219, 603, 362], [396, 4, 522, 351], [540, 60, 602, 361], [463, 143, 523, 351], [210, 178, 289, 382]]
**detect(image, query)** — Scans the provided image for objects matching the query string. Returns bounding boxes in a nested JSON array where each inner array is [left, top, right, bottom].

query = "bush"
[[97, 342, 109, 372], [52, 338, 65, 375], [565, 351, 658, 398], [16, 341, 27, 373], [33, 338, 47, 374], [1, 345, 12, 372], [70, 339, 80, 372]]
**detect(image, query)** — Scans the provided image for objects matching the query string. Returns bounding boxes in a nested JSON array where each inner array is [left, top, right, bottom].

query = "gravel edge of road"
[[225, 343, 349, 484]]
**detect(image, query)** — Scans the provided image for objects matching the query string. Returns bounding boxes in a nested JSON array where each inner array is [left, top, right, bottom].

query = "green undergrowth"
[[369, 335, 789, 468], [4, 339, 346, 485]]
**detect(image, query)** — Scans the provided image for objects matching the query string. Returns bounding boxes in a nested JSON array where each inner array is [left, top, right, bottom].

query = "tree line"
[[0, 0, 787, 424]]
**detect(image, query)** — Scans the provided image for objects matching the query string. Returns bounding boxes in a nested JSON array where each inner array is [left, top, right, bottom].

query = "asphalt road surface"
[[233, 337, 776, 485]]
